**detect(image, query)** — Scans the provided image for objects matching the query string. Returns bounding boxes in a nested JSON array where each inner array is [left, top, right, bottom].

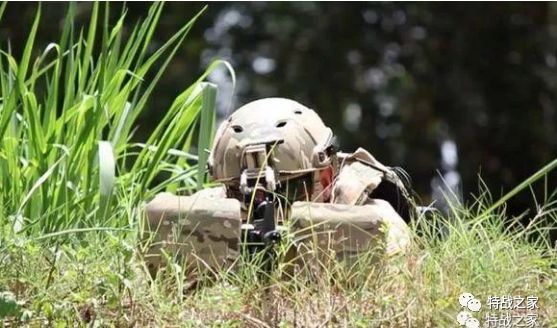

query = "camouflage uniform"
[[144, 98, 414, 274], [143, 188, 241, 274]]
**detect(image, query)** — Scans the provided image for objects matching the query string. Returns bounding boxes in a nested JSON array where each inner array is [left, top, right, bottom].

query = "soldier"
[[144, 98, 415, 275]]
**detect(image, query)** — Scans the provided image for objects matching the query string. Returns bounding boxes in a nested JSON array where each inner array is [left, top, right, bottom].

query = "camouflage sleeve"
[[290, 200, 411, 269], [361, 199, 411, 256], [142, 188, 241, 276], [289, 148, 414, 266]]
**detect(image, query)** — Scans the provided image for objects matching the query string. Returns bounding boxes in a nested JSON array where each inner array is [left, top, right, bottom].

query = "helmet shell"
[[209, 98, 333, 183]]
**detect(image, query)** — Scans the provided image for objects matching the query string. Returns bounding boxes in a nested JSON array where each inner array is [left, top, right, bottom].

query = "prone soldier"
[[143, 98, 415, 275]]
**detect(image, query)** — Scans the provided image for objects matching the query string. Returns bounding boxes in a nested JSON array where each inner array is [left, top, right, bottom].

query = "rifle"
[[238, 142, 283, 270], [240, 188, 281, 271]]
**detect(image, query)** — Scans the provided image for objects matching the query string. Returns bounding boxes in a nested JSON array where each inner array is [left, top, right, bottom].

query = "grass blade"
[[197, 82, 217, 190]]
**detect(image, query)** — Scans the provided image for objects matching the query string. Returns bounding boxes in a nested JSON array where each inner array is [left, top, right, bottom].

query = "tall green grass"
[[0, 3, 223, 234]]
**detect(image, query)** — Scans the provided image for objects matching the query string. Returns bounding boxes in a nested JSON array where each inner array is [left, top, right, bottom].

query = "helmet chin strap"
[[319, 166, 334, 202]]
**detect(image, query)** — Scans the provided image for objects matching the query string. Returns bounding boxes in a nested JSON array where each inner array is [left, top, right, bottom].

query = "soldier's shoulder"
[[333, 148, 416, 221], [332, 148, 389, 205]]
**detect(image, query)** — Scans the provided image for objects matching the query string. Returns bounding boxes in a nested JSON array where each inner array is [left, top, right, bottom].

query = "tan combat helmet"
[[208, 98, 335, 199]]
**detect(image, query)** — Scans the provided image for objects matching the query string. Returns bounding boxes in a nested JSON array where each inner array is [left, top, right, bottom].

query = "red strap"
[[319, 166, 334, 202]]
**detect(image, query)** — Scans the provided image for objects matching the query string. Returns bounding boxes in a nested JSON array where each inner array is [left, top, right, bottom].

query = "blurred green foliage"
[[0, 3, 220, 233], [1, 2, 556, 215]]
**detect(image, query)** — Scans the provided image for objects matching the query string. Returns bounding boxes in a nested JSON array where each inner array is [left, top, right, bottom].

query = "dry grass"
[[1, 201, 556, 327]]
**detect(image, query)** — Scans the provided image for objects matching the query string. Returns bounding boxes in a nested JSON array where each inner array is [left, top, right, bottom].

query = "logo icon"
[[456, 311, 472, 325], [459, 292, 475, 308], [464, 317, 480, 328], [457, 292, 482, 327]]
